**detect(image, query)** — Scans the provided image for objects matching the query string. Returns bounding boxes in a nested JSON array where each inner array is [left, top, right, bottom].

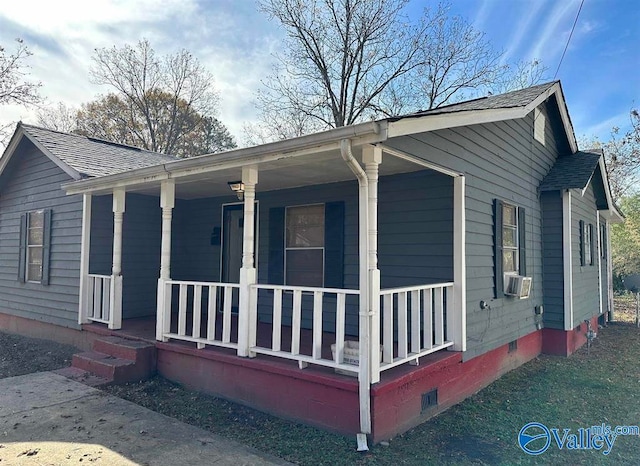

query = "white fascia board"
[[0, 125, 24, 176], [597, 158, 624, 222], [63, 121, 387, 196], [387, 107, 524, 138], [0, 125, 81, 181], [22, 132, 82, 180]]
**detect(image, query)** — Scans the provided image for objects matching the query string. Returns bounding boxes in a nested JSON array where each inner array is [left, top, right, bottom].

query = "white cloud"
[[0, 0, 282, 143], [526, 0, 580, 63]]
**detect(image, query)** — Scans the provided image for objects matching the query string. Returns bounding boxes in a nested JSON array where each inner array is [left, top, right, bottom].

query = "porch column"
[[78, 194, 92, 324], [606, 220, 614, 320], [237, 166, 258, 357], [450, 175, 466, 351], [109, 188, 125, 330], [156, 180, 175, 341], [363, 146, 382, 383], [596, 211, 603, 316]]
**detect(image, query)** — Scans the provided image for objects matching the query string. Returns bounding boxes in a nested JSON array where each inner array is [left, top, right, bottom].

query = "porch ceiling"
[[118, 147, 425, 200]]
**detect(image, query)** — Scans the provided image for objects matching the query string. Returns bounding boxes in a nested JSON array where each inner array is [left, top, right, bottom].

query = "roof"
[[0, 123, 177, 181], [539, 150, 602, 191], [391, 82, 558, 119]]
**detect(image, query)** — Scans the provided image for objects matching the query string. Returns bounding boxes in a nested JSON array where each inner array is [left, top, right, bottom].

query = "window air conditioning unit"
[[505, 275, 532, 299]]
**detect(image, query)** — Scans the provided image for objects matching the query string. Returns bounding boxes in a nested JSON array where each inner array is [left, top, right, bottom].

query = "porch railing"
[[86, 274, 112, 324], [160, 280, 240, 350], [379, 282, 454, 372], [249, 284, 361, 374]]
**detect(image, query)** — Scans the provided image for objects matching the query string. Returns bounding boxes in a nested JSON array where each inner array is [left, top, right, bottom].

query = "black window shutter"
[[42, 209, 52, 285], [494, 199, 504, 297], [268, 207, 285, 285], [18, 213, 27, 282], [579, 220, 585, 266], [518, 207, 526, 276], [324, 201, 345, 288]]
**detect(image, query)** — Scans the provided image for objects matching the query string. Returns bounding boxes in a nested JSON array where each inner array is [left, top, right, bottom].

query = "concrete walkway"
[[0, 372, 292, 465]]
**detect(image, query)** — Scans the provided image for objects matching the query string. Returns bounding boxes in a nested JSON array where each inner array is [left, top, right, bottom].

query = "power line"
[[554, 0, 585, 79]]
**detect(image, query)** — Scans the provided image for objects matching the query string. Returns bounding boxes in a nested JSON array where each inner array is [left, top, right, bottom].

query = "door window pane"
[[286, 205, 324, 248]]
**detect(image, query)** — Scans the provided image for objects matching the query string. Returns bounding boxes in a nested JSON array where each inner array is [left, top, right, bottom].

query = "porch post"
[[109, 188, 125, 330], [237, 166, 258, 357], [596, 212, 603, 316], [78, 194, 92, 325], [156, 180, 175, 341], [451, 175, 467, 351], [363, 146, 382, 383], [606, 220, 614, 321]]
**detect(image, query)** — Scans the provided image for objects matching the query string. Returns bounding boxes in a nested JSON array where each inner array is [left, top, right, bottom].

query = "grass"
[[105, 298, 640, 465]]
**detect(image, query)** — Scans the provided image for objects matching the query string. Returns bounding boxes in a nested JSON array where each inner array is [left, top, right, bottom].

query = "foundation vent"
[[421, 389, 438, 413], [508, 340, 518, 353]]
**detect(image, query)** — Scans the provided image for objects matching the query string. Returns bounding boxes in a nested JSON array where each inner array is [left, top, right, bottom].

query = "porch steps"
[[70, 336, 157, 384]]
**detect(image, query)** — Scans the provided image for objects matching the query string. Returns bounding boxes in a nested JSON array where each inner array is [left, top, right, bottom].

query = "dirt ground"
[[0, 331, 78, 379]]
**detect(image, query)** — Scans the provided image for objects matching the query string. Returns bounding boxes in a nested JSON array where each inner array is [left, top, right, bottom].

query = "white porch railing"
[[379, 282, 454, 372], [86, 274, 112, 324], [249, 284, 361, 374], [160, 280, 240, 350], [85, 273, 122, 329]]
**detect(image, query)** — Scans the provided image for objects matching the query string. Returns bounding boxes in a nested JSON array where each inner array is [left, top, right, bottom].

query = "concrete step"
[[52, 366, 111, 387], [72, 351, 138, 382], [93, 336, 156, 365]]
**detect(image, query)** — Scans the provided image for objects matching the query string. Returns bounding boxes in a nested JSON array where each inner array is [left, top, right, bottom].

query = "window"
[[285, 204, 324, 287], [26, 211, 44, 281], [18, 209, 51, 285], [494, 199, 526, 297], [600, 223, 607, 259], [502, 203, 519, 274], [580, 220, 594, 266]]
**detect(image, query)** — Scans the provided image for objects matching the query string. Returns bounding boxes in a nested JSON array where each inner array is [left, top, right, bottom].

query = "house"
[[0, 81, 622, 445]]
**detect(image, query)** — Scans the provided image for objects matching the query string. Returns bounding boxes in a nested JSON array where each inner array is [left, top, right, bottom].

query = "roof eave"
[[62, 120, 388, 195], [387, 82, 578, 153]]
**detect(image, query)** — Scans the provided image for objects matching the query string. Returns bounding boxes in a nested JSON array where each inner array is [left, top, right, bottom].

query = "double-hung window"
[[285, 204, 324, 287], [502, 203, 519, 275], [19, 209, 51, 285], [26, 210, 45, 282], [580, 220, 594, 266], [494, 199, 526, 297]]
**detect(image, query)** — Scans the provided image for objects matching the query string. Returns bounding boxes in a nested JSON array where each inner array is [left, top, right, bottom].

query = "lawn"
[[104, 296, 640, 465]]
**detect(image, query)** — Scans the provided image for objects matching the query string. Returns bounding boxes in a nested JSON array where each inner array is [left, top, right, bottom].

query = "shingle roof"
[[21, 123, 178, 178], [539, 150, 602, 191], [392, 81, 558, 120]]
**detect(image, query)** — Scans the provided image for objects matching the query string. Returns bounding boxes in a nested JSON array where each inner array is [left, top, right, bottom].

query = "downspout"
[[340, 139, 371, 450]]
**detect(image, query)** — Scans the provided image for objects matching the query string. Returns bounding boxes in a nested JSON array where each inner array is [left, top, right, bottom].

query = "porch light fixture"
[[227, 180, 244, 200]]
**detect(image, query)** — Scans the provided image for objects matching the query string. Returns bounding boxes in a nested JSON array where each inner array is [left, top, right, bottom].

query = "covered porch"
[[64, 129, 467, 441]]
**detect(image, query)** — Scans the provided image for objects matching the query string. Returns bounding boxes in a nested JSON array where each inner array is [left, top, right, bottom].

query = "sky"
[[0, 0, 638, 148]]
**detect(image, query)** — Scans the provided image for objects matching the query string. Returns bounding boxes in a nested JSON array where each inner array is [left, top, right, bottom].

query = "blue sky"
[[0, 0, 638, 147]]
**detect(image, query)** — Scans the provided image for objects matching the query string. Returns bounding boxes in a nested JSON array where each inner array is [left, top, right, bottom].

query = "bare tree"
[[492, 59, 549, 95], [0, 38, 42, 145], [88, 39, 233, 156], [252, 0, 513, 140], [605, 108, 640, 201], [36, 101, 78, 133]]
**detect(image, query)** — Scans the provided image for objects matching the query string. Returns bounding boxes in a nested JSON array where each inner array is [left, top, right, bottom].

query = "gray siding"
[[386, 101, 568, 360], [571, 185, 600, 326], [541, 191, 564, 329], [89, 194, 161, 318], [0, 140, 82, 328], [163, 171, 452, 336]]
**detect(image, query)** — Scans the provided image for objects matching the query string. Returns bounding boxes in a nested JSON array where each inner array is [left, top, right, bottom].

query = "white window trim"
[[584, 222, 593, 266], [284, 203, 325, 287], [26, 210, 44, 283]]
